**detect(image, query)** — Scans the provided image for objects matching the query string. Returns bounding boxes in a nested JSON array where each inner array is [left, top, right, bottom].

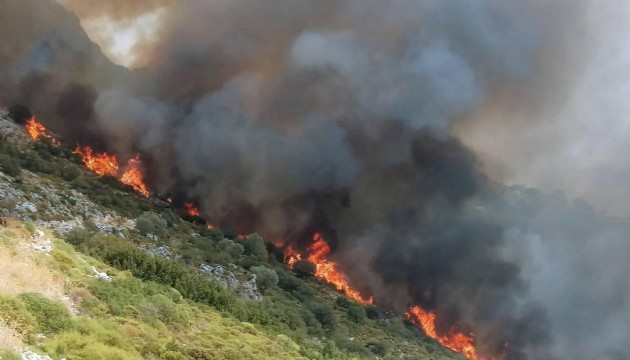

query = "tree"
[[250, 266, 278, 294], [218, 238, 244, 259], [242, 234, 267, 258], [292, 260, 316, 278], [8, 104, 32, 124]]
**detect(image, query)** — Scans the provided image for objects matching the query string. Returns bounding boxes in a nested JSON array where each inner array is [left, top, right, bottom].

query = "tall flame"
[[285, 233, 373, 304], [407, 306, 479, 360], [120, 155, 150, 197], [25, 117, 59, 145], [73, 146, 119, 176], [72, 147, 149, 197]]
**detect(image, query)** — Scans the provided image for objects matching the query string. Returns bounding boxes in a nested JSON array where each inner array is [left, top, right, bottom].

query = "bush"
[[135, 212, 167, 238], [7, 104, 32, 124], [18, 293, 73, 334], [24, 222, 37, 234], [84, 235, 235, 312], [250, 266, 278, 294], [366, 341, 388, 357], [277, 271, 314, 301], [292, 260, 316, 278], [0, 294, 37, 336], [60, 164, 81, 181], [0, 349, 21, 360], [0, 154, 21, 177], [217, 238, 244, 259], [306, 302, 336, 332], [65, 227, 92, 247], [346, 304, 366, 324], [242, 234, 267, 258]]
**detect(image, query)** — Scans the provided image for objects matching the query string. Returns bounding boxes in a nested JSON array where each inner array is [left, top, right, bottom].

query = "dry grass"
[[0, 227, 71, 309], [0, 322, 23, 351]]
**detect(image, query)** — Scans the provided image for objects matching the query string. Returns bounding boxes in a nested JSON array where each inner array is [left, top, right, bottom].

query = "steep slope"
[[0, 111, 458, 359]]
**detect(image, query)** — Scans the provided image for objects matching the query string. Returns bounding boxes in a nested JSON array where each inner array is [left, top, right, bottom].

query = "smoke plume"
[[2, 0, 629, 358]]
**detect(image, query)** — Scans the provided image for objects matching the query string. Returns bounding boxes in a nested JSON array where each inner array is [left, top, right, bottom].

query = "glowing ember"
[[73, 146, 119, 176], [120, 156, 150, 197], [285, 233, 373, 304], [185, 202, 201, 217], [407, 306, 479, 360], [25, 117, 59, 145]]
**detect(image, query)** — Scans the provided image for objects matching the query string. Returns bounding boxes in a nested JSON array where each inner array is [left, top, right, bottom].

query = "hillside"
[[0, 110, 458, 359]]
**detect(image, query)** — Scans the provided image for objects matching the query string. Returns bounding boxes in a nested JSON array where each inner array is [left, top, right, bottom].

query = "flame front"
[[407, 306, 479, 360], [285, 233, 373, 304], [73, 146, 119, 176], [120, 156, 149, 197], [25, 117, 59, 145]]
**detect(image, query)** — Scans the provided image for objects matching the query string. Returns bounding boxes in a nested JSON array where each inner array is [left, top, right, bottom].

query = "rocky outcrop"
[[91, 266, 112, 282], [199, 264, 263, 302], [31, 230, 52, 254]]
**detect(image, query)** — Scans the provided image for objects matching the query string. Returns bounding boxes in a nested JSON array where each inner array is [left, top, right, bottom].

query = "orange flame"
[[73, 146, 119, 176], [285, 233, 373, 304], [185, 202, 201, 217], [120, 155, 150, 197], [25, 117, 59, 145], [407, 306, 479, 360]]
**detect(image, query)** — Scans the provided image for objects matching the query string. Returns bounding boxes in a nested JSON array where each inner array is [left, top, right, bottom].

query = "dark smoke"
[[2, 0, 630, 359]]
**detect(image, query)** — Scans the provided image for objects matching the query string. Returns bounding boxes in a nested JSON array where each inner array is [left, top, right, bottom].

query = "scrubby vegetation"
[[0, 115, 458, 359]]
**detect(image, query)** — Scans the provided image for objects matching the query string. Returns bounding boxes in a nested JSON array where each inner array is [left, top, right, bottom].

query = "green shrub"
[[0, 349, 21, 360], [366, 341, 388, 357], [65, 227, 92, 247], [217, 238, 244, 259], [84, 235, 235, 312], [242, 234, 267, 258], [135, 212, 167, 238], [24, 222, 37, 235], [346, 304, 366, 324], [18, 293, 73, 334], [60, 164, 81, 181], [250, 266, 278, 294], [277, 271, 314, 301], [306, 302, 336, 332], [0, 154, 21, 177], [0, 294, 37, 336]]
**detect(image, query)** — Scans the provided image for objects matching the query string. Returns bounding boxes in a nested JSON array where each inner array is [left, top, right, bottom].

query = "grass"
[[0, 227, 71, 309]]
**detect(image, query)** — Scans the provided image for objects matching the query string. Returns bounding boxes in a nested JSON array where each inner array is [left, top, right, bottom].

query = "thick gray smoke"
[[2, 0, 629, 359]]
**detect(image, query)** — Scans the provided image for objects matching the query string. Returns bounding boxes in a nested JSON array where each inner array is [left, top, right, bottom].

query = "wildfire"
[[185, 202, 201, 217], [120, 156, 150, 197], [285, 233, 373, 304], [407, 306, 479, 360], [73, 146, 149, 197], [73, 146, 119, 176], [25, 117, 59, 145]]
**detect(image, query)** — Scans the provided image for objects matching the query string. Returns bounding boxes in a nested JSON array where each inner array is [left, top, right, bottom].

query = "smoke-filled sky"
[[60, 0, 630, 218], [2, 1, 630, 359]]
